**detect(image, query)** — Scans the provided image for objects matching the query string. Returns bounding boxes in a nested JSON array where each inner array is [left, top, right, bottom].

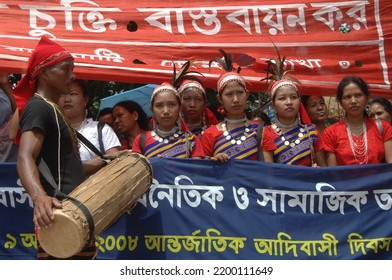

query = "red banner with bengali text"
[[0, 0, 391, 97]]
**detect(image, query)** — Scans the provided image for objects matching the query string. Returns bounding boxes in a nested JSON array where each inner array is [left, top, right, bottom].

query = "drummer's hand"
[[210, 153, 230, 162], [33, 194, 62, 229]]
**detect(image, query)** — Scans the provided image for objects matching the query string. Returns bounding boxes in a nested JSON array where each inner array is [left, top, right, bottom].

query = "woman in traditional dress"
[[323, 76, 392, 165], [261, 51, 326, 166], [201, 50, 260, 162], [178, 79, 218, 138], [132, 83, 204, 158]]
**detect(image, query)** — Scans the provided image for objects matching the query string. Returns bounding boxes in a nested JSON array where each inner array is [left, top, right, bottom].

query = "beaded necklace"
[[151, 126, 183, 144], [346, 121, 368, 164], [221, 116, 249, 145], [271, 122, 305, 148]]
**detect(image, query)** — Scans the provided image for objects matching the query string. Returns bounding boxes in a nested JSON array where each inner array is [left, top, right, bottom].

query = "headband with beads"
[[270, 79, 298, 100], [217, 72, 246, 95], [151, 83, 179, 102], [178, 80, 206, 96]]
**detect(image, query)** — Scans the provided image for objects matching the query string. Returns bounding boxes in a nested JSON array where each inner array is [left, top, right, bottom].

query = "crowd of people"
[[2, 36, 392, 259]]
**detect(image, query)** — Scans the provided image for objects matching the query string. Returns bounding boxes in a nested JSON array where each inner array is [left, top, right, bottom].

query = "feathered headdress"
[[151, 61, 204, 101], [209, 49, 237, 73], [150, 61, 204, 133], [178, 79, 206, 97], [152, 61, 204, 101], [261, 44, 301, 100], [262, 44, 311, 124], [209, 49, 247, 95], [171, 60, 204, 88], [173, 61, 206, 97]]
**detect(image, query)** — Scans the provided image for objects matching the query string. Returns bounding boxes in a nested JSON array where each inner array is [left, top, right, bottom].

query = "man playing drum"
[[14, 36, 95, 259]]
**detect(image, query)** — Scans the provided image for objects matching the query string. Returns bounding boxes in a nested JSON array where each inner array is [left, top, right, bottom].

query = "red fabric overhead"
[[0, 0, 391, 98]]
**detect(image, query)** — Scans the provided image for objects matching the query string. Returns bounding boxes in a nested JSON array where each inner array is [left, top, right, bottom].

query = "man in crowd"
[[14, 36, 93, 259]]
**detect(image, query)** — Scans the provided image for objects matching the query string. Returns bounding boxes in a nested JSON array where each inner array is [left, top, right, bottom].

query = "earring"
[[176, 118, 182, 131], [340, 108, 346, 119], [365, 104, 371, 116]]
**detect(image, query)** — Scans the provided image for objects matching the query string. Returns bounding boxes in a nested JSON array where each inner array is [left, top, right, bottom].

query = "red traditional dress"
[[201, 123, 259, 160], [322, 118, 392, 165], [262, 123, 322, 166], [132, 130, 204, 158]]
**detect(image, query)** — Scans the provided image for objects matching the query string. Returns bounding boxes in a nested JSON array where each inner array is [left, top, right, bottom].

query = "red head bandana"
[[13, 36, 73, 114]]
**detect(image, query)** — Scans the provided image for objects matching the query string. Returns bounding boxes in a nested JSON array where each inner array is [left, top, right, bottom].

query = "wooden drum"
[[38, 152, 153, 258]]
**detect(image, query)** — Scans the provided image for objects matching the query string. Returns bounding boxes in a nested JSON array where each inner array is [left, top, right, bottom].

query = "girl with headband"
[[132, 82, 204, 158], [178, 79, 218, 138], [261, 52, 326, 166], [201, 49, 260, 162]]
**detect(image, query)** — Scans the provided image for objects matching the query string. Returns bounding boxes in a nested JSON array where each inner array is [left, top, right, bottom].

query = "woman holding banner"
[[201, 50, 260, 162], [323, 76, 392, 165], [260, 50, 326, 167], [132, 82, 204, 158]]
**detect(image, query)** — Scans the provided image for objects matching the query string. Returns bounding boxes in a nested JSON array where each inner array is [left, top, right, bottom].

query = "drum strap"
[[76, 131, 104, 158], [37, 158, 96, 244]]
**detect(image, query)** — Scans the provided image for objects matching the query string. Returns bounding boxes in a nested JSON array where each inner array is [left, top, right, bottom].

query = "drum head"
[[38, 210, 86, 259]]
